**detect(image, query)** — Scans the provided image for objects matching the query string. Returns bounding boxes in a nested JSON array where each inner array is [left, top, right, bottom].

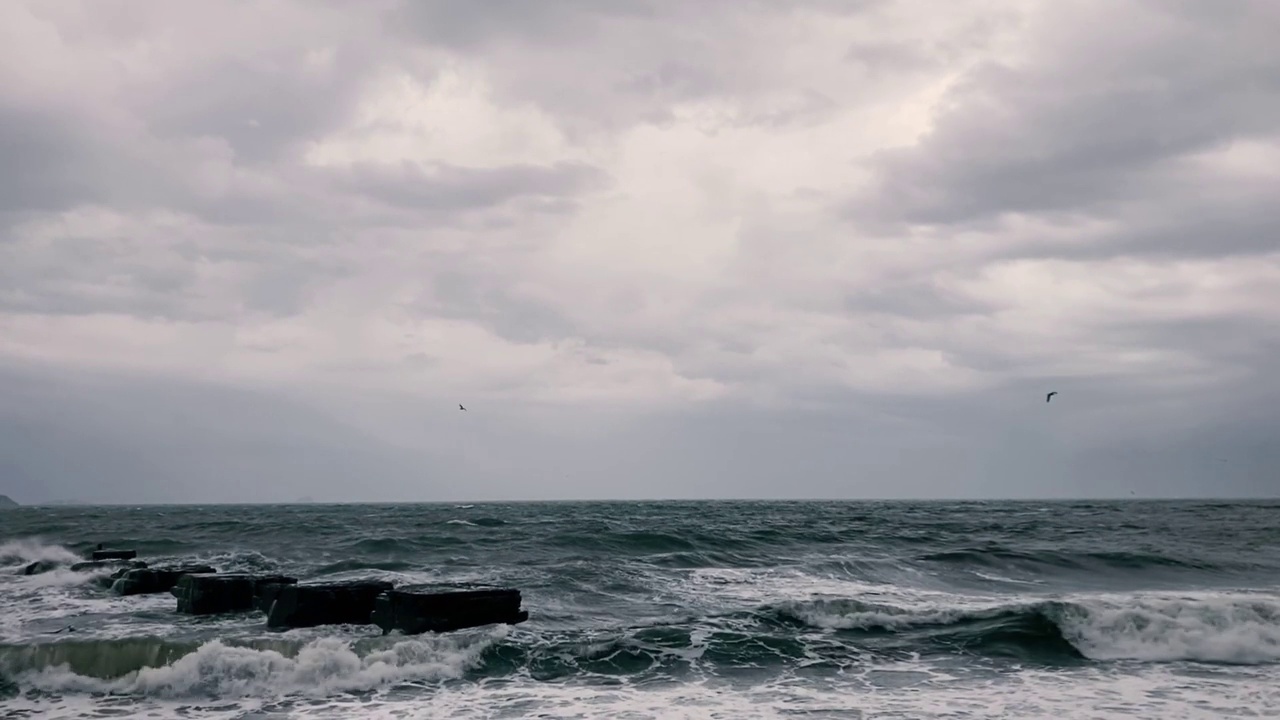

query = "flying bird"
[[1046, 391, 1058, 403], [459, 404, 467, 411]]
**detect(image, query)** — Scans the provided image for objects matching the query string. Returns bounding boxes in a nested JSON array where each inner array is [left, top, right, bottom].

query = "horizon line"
[[7, 495, 1278, 507]]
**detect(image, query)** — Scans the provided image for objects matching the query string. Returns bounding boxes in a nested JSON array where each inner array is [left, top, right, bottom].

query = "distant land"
[[0, 494, 18, 509]]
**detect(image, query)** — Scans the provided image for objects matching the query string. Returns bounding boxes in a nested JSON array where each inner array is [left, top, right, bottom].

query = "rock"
[[173, 573, 297, 615], [92, 562, 151, 589], [70, 559, 147, 573], [20, 560, 58, 576], [265, 579, 394, 629], [0, 494, 18, 509], [256, 579, 295, 614], [371, 584, 528, 635], [92, 549, 138, 561], [111, 565, 216, 596]]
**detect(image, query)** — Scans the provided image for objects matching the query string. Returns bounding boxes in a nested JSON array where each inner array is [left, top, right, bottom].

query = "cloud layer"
[[2, 0, 1277, 502]]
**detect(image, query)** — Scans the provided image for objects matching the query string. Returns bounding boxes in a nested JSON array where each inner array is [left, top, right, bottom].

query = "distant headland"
[[0, 494, 19, 509]]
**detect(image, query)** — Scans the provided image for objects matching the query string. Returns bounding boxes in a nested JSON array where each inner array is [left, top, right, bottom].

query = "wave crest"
[[4, 631, 508, 698], [0, 539, 81, 570], [772, 593, 1280, 665]]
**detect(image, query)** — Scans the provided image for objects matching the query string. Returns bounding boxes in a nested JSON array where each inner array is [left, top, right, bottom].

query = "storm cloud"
[[1, 0, 1276, 504]]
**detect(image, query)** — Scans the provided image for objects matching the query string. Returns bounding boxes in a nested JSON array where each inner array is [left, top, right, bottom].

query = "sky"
[[1, 0, 1277, 504]]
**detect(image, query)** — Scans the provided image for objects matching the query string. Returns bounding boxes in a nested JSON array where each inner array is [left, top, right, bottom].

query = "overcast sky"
[[2, 0, 1277, 504]]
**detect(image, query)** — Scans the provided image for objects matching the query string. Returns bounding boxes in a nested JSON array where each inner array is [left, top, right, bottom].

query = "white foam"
[[683, 566, 1003, 628], [786, 598, 999, 631], [775, 586, 1280, 665], [972, 570, 1044, 585], [1058, 592, 1280, 664], [17, 629, 508, 698], [358, 666, 1280, 720], [0, 538, 81, 568], [8, 662, 1278, 720]]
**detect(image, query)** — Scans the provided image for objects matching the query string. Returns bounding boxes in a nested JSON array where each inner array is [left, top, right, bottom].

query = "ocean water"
[[1, 500, 1278, 719]]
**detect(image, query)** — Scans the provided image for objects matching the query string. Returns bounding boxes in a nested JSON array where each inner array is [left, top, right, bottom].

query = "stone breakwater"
[[15, 545, 528, 634]]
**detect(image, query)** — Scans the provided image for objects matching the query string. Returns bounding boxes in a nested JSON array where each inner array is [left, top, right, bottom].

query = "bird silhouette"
[[459, 404, 467, 411], [1046, 391, 1058, 403]]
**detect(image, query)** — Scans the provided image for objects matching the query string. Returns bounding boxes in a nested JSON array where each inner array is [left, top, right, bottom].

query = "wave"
[[1, 631, 507, 698], [0, 540, 82, 570], [550, 530, 701, 554], [2, 593, 1277, 699], [916, 545, 1232, 573], [313, 559, 418, 575], [768, 593, 1280, 665]]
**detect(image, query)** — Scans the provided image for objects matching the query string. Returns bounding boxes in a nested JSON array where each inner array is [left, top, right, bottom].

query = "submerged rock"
[[173, 573, 297, 615], [264, 579, 394, 629], [20, 560, 58, 576], [370, 584, 527, 635], [91, 549, 137, 561], [111, 565, 216, 596]]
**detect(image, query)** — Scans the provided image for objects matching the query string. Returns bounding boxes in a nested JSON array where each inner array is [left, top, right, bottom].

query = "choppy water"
[[1, 500, 1278, 718]]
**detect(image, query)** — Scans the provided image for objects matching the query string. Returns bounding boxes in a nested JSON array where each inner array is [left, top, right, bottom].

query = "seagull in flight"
[[1046, 391, 1058, 403], [459, 404, 467, 411]]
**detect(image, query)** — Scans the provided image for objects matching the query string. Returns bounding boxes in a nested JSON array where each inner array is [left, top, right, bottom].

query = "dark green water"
[[2, 500, 1279, 718]]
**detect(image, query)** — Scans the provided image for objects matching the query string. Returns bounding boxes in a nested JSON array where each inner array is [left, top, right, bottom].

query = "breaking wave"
[[4, 593, 1278, 700], [915, 545, 1243, 574], [0, 540, 81, 570], [1, 630, 508, 698], [770, 593, 1280, 665]]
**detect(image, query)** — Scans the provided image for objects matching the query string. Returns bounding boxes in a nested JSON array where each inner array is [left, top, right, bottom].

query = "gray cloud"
[[140, 52, 375, 165], [326, 161, 604, 212], [0, 0, 1276, 503], [0, 105, 99, 213], [852, 2, 1280, 227]]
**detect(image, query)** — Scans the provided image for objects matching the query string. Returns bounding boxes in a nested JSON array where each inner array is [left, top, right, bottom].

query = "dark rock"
[[20, 560, 58, 576], [92, 562, 150, 589], [111, 565, 216, 596], [370, 584, 528, 635], [92, 549, 137, 561], [256, 579, 294, 614], [265, 579, 394, 629], [173, 573, 297, 615], [70, 559, 147, 573]]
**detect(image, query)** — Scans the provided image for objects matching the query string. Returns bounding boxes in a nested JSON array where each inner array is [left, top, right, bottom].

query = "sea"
[[1, 500, 1278, 719]]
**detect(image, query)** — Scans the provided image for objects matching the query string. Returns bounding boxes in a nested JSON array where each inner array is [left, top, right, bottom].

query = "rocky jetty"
[[11, 538, 531, 634], [70, 559, 147, 573], [256, 579, 293, 613], [371, 584, 527, 635], [173, 573, 297, 615], [264, 579, 395, 629], [91, 549, 137, 561], [14, 558, 147, 576], [111, 565, 216, 595]]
